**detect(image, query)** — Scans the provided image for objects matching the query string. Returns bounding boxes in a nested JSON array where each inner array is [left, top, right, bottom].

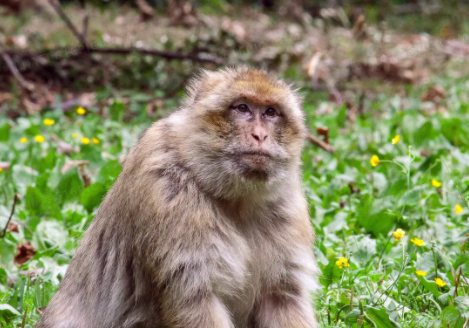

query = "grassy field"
[[0, 72, 468, 327]]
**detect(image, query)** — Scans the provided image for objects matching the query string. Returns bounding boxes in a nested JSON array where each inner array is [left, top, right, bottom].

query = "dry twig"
[[1, 193, 19, 238], [1, 52, 34, 91], [308, 134, 335, 153], [47, 0, 89, 50]]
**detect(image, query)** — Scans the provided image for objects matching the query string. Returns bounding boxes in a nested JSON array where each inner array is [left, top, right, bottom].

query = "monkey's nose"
[[251, 131, 268, 143]]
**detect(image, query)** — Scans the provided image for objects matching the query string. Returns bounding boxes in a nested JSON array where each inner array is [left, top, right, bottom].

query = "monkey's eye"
[[237, 104, 250, 113], [265, 107, 278, 117]]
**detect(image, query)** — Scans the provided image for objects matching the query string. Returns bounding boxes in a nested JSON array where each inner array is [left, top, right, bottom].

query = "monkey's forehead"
[[231, 80, 286, 106]]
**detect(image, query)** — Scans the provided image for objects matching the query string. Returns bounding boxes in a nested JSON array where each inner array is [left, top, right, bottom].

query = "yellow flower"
[[0, 167, 3, 172], [393, 228, 405, 241], [410, 238, 425, 247], [72, 133, 79, 138], [392, 135, 400, 144], [370, 155, 380, 167], [455, 204, 464, 214], [20, 137, 27, 143], [335, 257, 350, 269], [77, 107, 87, 115], [435, 278, 446, 287], [431, 179, 442, 188], [92, 138, 100, 144], [415, 270, 427, 277], [81, 137, 90, 145], [34, 135, 45, 143], [43, 118, 55, 126]]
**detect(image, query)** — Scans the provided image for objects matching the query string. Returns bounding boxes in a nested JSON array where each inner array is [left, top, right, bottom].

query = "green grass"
[[0, 74, 469, 327]]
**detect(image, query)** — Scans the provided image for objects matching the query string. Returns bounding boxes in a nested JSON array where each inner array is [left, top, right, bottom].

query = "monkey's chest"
[[214, 233, 280, 327]]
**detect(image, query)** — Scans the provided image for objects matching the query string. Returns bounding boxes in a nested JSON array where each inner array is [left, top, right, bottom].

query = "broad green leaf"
[[418, 276, 442, 298], [56, 167, 84, 205], [0, 122, 10, 142], [357, 195, 395, 236], [110, 100, 125, 121], [0, 304, 20, 323], [366, 307, 396, 328], [81, 182, 108, 213]]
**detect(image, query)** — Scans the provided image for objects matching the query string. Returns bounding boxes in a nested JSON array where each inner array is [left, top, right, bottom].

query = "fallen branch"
[[3, 46, 223, 66], [1, 193, 19, 238], [308, 134, 335, 153], [1, 52, 34, 91]]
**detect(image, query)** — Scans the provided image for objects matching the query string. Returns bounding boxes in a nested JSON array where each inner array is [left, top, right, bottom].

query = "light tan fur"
[[38, 67, 319, 328]]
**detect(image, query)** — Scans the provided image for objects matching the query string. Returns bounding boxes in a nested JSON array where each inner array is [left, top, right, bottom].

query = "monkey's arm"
[[155, 249, 235, 328], [251, 272, 318, 328]]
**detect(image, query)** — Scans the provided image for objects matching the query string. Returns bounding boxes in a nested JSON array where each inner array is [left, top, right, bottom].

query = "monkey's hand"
[[160, 291, 234, 328], [252, 293, 318, 328]]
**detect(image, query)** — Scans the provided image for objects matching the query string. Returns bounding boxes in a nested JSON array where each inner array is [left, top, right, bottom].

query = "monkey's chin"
[[238, 154, 271, 180]]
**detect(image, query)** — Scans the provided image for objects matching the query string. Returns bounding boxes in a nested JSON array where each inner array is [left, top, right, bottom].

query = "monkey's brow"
[[238, 93, 279, 107]]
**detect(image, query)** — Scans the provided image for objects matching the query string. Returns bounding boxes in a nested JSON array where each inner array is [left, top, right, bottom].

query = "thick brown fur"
[[38, 67, 319, 328]]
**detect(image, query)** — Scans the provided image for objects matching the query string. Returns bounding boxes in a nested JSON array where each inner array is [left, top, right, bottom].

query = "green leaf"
[[0, 238, 15, 268], [418, 276, 442, 298], [345, 309, 361, 324], [56, 167, 84, 205], [110, 100, 125, 122], [81, 182, 108, 213], [34, 279, 54, 308], [0, 303, 20, 323], [366, 307, 396, 328], [440, 305, 466, 328], [357, 195, 395, 236], [0, 122, 10, 142], [97, 160, 121, 187], [454, 297, 469, 318]]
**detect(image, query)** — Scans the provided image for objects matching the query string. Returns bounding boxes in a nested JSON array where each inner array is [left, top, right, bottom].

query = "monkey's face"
[[219, 98, 295, 180], [177, 68, 307, 197], [199, 92, 305, 183]]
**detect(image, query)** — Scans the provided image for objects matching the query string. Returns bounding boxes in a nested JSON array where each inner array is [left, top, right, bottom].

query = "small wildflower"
[[435, 278, 446, 287], [335, 257, 350, 269], [0, 167, 3, 172], [34, 135, 45, 143], [455, 204, 464, 215], [72, 133, 79, 138], [92, 138, 99, 144], [391, 135, 400, 144], [410, 238, 425, 247], [43, 118, 55, 126], [393, 228, 405, 241], [415, 270, 427, 277], [370, 155, 380, 167], [81, 137, 90, 145], [431, 179, 442, 188], [77, 107, 87, 115], [20, 137, 27, 143]]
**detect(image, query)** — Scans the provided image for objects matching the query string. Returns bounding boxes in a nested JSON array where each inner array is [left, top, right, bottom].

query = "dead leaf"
[[0, 92, 13, 105], [135, 0, 155, 20], [0, 162, 10, 171], [421, 85, 447, 104], [50, 134, 78, 154], [14, 242, 35, 266], [61, 160, 89, 174], [8, 222, 19, 233], [78, 165, 91, 187]]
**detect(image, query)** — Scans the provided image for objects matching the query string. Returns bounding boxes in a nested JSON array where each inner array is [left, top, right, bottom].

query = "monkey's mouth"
[[240, 151, 271, 158], [237, 151, 272, 175]]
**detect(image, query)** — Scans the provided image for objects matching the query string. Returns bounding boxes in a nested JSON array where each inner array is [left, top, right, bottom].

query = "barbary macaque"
[[38, 67, 319, 328]]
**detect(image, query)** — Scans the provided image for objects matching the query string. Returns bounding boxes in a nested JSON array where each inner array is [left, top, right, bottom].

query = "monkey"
[[38, 67, 320, 328]]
